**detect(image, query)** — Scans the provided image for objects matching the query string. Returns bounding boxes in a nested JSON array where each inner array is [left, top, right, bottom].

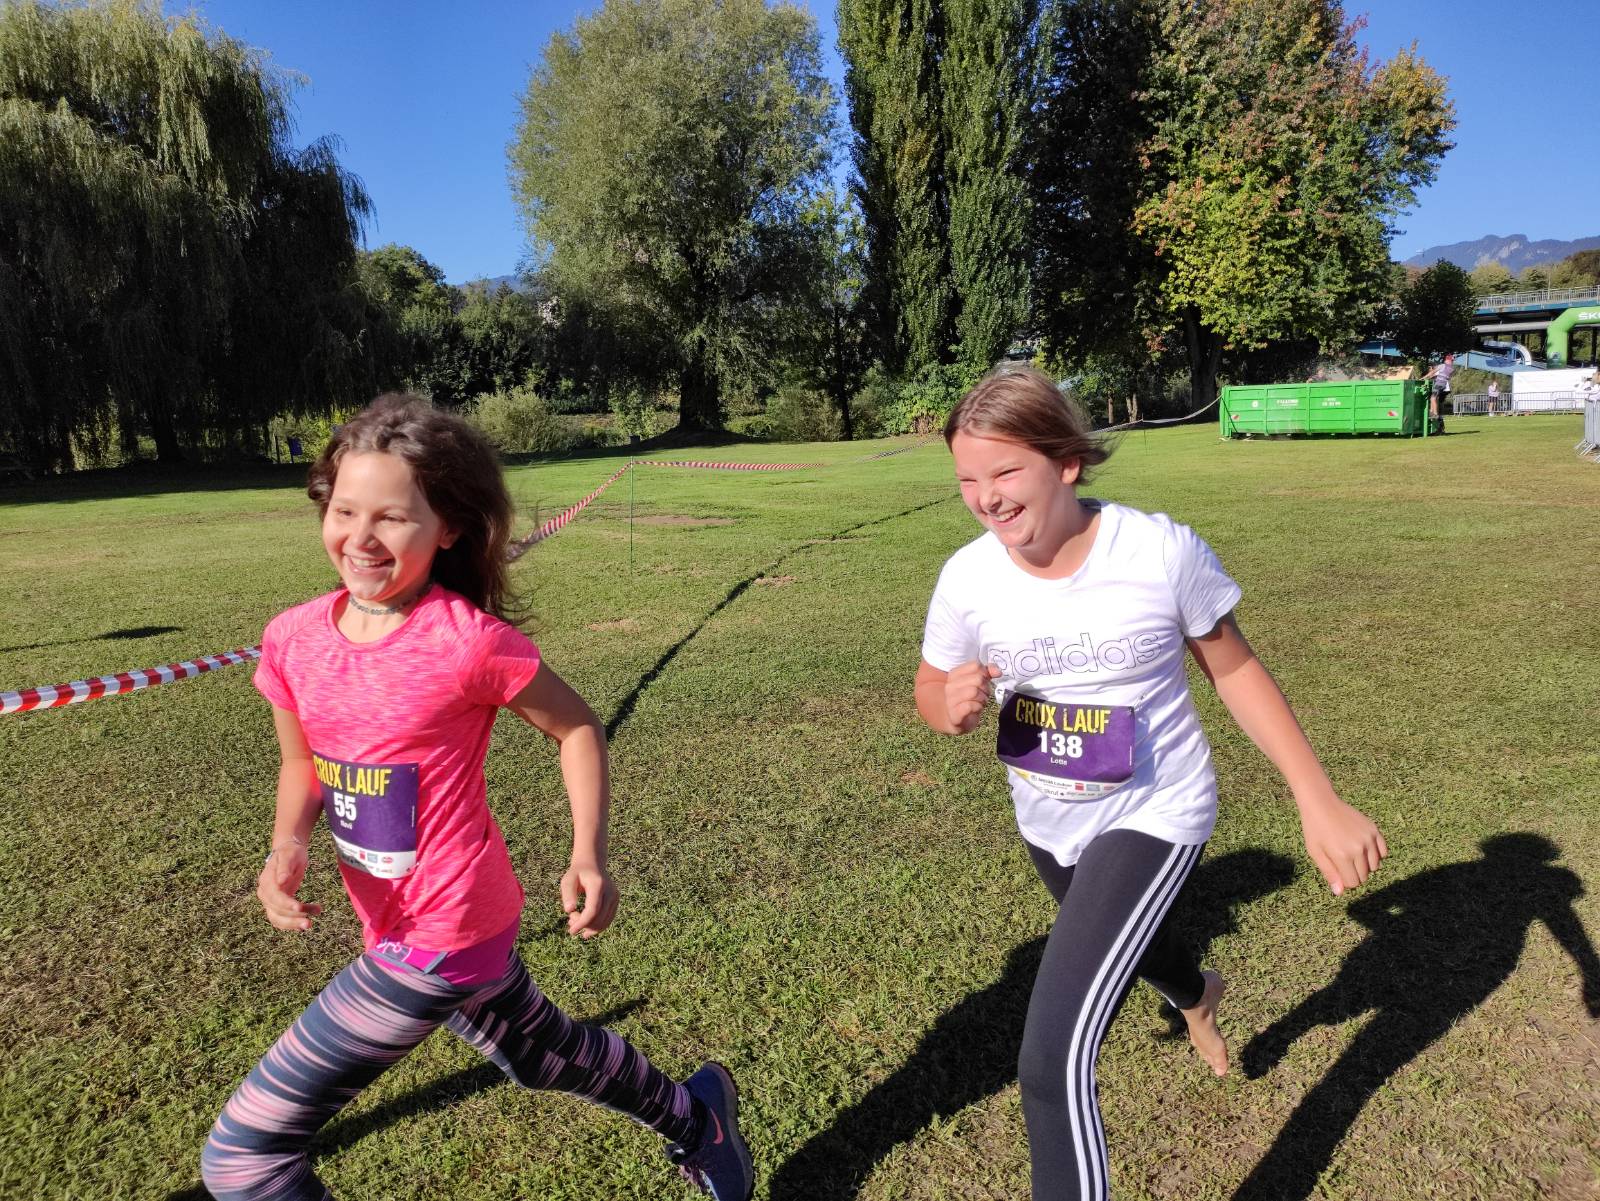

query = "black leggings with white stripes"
[[1020, 830, 1206, 1201]]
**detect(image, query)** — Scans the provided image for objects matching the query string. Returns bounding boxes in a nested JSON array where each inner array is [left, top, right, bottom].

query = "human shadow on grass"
[[1233, 832, 1600, 1201], [604, 494, 954, 740], [160, 997, 646, 1201], [767, 847, 1295, 1201], [0, 625, 182, 654]]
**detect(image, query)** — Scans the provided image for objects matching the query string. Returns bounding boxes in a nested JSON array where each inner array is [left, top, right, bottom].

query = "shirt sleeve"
[[1161, 520, 1243, 638], [459, 619, 543, 706], [920, 561, 979, 671], [251, 615, 296, 712]]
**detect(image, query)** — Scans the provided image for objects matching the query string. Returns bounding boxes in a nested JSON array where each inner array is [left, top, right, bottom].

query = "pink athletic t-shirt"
[[253, 584, 540, 952]]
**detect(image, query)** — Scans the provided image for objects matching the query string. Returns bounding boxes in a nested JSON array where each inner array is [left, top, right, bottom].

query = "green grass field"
[[2, 417, 1597, 1201]]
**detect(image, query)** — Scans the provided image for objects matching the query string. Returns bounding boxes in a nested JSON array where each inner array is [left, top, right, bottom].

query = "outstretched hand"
[[1299, 793, 1388, 897], [256, 841, 322, 931], [945, 661, 1002, 734], [561, 860, 619, 939]]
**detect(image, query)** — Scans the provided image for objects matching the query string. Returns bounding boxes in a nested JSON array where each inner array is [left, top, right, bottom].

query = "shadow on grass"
[[160, 998, 646, 1201], [0, 625, 182, 654], [767, 847, 1295, 1201], [1234, 833, 1600, 1201], [1, 462, 313, 506], [604, 494, 954, 740]]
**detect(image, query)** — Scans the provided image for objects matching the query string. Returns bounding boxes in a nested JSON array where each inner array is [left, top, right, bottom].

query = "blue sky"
[[190, 0, 1599, 283]]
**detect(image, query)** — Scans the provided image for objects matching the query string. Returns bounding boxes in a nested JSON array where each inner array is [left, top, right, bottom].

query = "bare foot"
[[1180, 970, 1229, 1076]]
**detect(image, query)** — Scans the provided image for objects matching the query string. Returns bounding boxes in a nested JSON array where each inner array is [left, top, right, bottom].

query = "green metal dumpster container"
[[1220, 380, 1430, 438]]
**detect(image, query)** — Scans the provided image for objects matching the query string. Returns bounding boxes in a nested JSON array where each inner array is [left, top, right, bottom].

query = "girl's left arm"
[[1187, 613, 1388, 896], [505, 665, 618, 939]]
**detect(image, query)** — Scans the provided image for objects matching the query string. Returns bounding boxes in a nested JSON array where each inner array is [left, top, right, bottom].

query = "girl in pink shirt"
[[201, 395, 753, 1201]]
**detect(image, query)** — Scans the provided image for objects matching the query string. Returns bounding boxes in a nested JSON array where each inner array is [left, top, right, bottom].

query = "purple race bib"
[[312, 751, 420, 879], [996, 691, 1135, 801]]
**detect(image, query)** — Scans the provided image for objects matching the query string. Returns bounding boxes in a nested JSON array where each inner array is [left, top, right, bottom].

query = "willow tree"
[[510, 0, 832, 430], [0, 0, 375, 470]]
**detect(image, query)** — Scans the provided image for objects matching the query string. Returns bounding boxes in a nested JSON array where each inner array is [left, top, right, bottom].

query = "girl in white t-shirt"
[[915, 365, 1387, 1201]]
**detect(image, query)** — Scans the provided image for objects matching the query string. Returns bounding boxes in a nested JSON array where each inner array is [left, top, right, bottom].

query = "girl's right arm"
[[255, 704, 325, 932], [915, 659, 1001, 735]]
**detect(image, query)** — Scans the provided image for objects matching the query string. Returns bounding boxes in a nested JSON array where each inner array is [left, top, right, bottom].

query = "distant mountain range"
[[458, 273, 530, 292], [1403, 234, 1600, 273]]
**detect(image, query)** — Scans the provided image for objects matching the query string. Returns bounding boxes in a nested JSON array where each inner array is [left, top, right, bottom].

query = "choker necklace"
[[347, 585, 427, 617]]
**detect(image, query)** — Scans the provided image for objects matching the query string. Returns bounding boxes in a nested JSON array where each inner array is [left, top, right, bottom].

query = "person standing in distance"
[[914, 365, 1387, 1201], [1423, 353, 1455, 433]]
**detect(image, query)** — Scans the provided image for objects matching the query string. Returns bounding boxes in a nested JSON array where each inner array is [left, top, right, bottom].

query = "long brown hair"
[[944, 364, 1112, 481], [307, 394, 524, 623]]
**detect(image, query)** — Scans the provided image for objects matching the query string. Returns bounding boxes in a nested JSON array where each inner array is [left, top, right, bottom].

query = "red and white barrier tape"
[[864, 434, 940, 459], [503, 456, 829, 563], [505, 464, 632, 562], [637, 457, 826, 471], [6, 443, 932, 715], [2, 647, 261, 716]]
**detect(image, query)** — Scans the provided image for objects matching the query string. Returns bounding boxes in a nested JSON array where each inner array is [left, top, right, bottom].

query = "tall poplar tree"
[[943, 0, 1035, 370], [839, 0, 1034, 374], [838, 0, 950, 373]]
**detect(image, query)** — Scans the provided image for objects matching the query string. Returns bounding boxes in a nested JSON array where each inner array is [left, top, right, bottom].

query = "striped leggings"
[[1019, 830, 1205, 1201], [201, 952, 698, 1200]]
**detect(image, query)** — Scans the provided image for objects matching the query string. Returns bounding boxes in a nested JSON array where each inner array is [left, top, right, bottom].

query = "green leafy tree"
[[1031, 0, 1453, 414], [1130, 0, 1454, 412], [839, 0, 1034, 374], [838, 0, 950, 373], [1028, 0, 1161, 400], [0, 0, 377, 469], [357, 245, 463, 401], [1550, 250, 1600, 289], [781, 188, 873, 437], [458, 282, 548, 396], [510, 0, 832, 430], [1393, 260, 1475, 363], [1516, 264, 1550, 292], [1468, 262, 1516, 297]]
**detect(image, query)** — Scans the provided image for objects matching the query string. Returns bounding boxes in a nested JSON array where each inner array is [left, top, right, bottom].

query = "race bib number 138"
[[312, 752, 420, 879], [996, 692, 1135, 801]]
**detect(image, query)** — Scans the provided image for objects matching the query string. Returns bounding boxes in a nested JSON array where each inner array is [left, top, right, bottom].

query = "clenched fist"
[[944, 661, 1002, 734]]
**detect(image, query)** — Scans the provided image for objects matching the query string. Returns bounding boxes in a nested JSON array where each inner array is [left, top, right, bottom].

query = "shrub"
[[269, 407, 362, 462], [764, 381, 842, 441], [877, 362, 981, 434], [607, 388, 675, 441], [467, 386, 572, 455]]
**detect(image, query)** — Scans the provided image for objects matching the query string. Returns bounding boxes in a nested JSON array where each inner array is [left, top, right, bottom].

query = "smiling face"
[[950, 430, 1081, 559], [321, 451, 456, 606]]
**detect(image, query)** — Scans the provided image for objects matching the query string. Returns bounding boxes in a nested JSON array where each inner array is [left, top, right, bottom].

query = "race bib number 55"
[[312, 752, 420, 879], [996, 692, 1135, 801]]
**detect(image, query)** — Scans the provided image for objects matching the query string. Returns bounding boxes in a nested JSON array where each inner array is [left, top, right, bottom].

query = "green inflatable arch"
[[1546, 304, 1600, 366]]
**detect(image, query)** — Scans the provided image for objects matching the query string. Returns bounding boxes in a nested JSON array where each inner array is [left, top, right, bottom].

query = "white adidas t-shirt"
[[921, 500, 1242, 865]]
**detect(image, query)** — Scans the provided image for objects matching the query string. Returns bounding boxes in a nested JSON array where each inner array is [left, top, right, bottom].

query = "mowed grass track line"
[[0, 420, 1595, 1200]]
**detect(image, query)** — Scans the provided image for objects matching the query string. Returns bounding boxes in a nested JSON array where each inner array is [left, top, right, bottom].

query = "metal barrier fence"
[[1448, 392, 1495, 415], [1449, 391, 1590, 415], [1477, 284, 1600, 311], [1581, 398, 1600, 460]]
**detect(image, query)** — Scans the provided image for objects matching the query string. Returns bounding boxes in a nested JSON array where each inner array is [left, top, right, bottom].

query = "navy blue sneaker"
[[669, 1062, 754, 1200]]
